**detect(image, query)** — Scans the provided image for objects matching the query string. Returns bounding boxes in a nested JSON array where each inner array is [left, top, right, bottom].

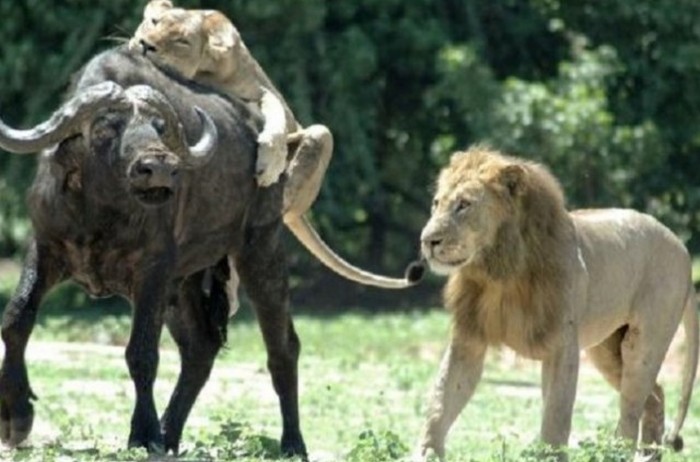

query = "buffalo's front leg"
[[237, 220, 307, 459], [0, 241, 62, 446], [125, 254, 172, 452], [160, 258, 230, 453]]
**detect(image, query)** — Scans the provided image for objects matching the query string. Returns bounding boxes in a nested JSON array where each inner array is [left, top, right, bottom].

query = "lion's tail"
[[665, 282, 699, 452], [284, 214, 423, 289]]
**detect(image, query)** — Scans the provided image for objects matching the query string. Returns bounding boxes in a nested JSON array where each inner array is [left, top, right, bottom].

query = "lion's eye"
[[455, 199, 472, 213], [432, 199, 439, 211], [174, 38, 191, 47]]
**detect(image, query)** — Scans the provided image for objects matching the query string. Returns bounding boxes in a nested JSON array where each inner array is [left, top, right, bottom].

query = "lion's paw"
[[256, 132, 287, 187], [408, 445, 444, 462]]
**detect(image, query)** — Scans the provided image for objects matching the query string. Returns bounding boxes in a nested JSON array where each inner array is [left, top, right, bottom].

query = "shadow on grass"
[[0, 271, 443, 330]]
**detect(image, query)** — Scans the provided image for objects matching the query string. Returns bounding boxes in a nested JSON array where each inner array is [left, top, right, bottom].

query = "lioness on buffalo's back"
[[128, 0, 421, 299], [415, 146, 698, 460]]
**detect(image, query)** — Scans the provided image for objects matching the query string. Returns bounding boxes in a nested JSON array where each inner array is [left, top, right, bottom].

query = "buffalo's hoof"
[[128, 428, 165, 454], [0, 401, 34, 447], [127, 437, 165, 455], [281, 433, 307, 460], [163, 436, 180, 456]]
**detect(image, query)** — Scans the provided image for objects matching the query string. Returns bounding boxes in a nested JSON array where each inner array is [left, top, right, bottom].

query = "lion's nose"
[[140, 40, 157, 55], [420, 227, 444, 254]]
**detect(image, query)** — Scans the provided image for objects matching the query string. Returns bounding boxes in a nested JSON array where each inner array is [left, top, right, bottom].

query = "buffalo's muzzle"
[[128, 154, 179, 206]]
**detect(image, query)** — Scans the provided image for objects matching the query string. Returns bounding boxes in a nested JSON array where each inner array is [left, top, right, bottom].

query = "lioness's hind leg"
[[283, 124, 333, 219]]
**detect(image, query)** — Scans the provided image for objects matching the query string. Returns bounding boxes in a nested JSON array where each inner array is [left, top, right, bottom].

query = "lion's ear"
[[144, 0, 173, 19], [497, 164, 526, 197], [203, 12, 238, 54]]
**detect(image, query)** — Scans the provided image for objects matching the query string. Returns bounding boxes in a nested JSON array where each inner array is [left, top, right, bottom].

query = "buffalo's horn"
[[183, 107, 218, 168], [128, 86, 217, 168], [126, 85, 188, 156], [0, 82, 129, 154]]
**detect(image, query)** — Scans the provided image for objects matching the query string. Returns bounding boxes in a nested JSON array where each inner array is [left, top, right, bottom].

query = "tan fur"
[[427, 147, 574, 358], [129, 1, 324, 193], [129, 2, 415, 299], [415, 146, 698, 461]]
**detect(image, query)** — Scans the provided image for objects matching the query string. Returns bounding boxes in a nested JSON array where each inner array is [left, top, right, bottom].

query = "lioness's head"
[[420, 147, 529, 277], [129, 0, 239, 79]]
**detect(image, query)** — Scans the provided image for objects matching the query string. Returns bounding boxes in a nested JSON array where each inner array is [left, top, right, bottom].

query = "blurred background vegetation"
[[1, 0, 700, 309]]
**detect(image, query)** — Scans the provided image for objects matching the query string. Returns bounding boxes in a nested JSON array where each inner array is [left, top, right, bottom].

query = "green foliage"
[[485, 45, 667, 211], [346, 429, 408, 461], [184, 420, 284, 461]]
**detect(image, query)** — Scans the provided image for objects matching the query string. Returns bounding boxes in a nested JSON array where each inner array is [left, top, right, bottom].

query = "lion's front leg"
[[539, 323, 580, 458], [256, 88, 289, 187], [415, 338, 486, 461]]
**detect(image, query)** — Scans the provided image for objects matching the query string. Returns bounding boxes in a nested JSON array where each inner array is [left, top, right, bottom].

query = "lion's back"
[[572, 208, 691, 347]]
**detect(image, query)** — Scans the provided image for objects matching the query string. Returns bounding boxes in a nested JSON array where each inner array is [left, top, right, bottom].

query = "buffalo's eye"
[[90, 115, 122, 144], [151, 118, 166, 135]]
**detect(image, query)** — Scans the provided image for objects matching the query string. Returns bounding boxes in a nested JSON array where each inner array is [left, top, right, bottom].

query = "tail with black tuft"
[[405, 258, 426, 285]]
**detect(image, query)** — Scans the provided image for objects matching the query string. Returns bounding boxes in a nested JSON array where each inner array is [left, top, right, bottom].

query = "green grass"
[[0, 309, 697, 461], [0, 269, 699, 461]]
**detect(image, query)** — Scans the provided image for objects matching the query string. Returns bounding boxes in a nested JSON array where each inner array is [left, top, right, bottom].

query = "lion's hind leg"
[[282, 124, 333, 219], [640, 384, 665, 452], [598, 324, 674, 452], [586, 327, 664, 457], [585, 326, 626, 391]]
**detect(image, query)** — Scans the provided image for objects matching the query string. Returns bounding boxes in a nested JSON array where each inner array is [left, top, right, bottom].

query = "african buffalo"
[[0, 46, 421, 457]]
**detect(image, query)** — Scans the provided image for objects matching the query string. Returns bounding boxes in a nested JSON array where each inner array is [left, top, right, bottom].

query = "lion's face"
[[420, 151, 524, 276], [421, 181, 502, 275], [129, 1, 207, 79]]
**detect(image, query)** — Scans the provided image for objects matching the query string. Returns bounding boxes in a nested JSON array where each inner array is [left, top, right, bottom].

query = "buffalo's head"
[[0, 81, 217, 207]]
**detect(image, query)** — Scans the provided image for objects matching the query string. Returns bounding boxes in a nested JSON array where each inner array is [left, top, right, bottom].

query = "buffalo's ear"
[[203, 11, 237, 55], [50, 138, 85, 192], [144, 0, 173, 20], [496, 164, 526, 197]]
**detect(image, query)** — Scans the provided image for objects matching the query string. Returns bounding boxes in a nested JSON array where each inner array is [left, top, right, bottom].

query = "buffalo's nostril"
[[134, 163, 154, 177]]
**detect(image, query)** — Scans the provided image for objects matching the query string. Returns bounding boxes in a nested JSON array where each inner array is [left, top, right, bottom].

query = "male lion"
[[415, 146, 698, 460]]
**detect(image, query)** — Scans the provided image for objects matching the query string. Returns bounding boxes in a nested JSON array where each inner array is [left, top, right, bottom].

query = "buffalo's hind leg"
[[237, 221, 307, 459], [160, 257, 230, 454], [0, 241, 63, 447]]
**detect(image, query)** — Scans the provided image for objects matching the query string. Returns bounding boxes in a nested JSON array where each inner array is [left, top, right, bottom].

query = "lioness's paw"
[[256, 133, 287, 187]]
